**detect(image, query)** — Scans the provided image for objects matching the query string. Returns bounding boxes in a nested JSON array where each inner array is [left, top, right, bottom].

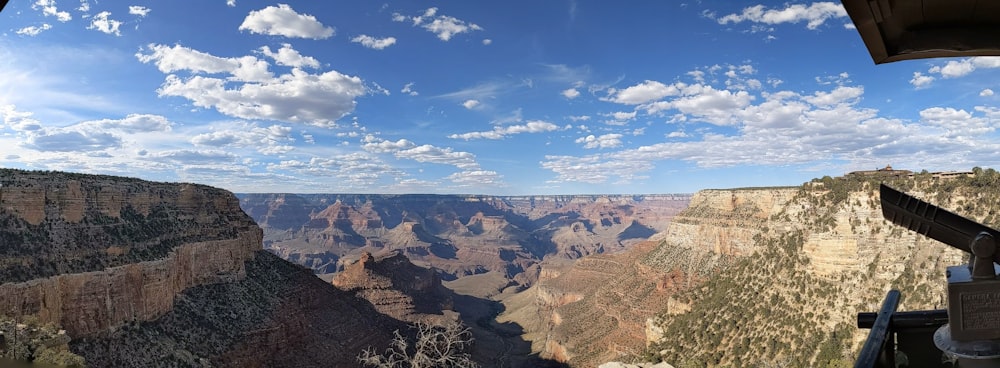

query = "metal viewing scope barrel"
[[873, 184, 1000, 367]]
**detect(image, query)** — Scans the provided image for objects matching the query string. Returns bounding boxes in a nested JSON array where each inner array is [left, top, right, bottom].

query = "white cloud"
[[910, 72, 935, 89], [77, 0, 89, 12], [351, 35, 397, 50], [803, 85, 863, 107], [982, 89, 995, 97], [239, 4, 334, 39], [138, 43, 366, 126], [401, 82, 419, 96], [17, 114, 173, 153], [16, 24, 52, 36], [561, 88, 580, 99], [191, 123, 295, 154], [448, 120, 562, 140], [716, 2, 847, 30], [226, 0, 236, 7], [392, 7, 483, 41], [448, 170, 502, 186], [33, 0, 71, 22], [129, 6, 151, 17], [83, 114, 173, 133], [462, 99, 481, 109], [1, 105, 42, 131], [605, 80, 678, 104], [147, 149, 238, 164], [923, 57, 1000, 80], [259, 43, 320, 69], [23, 130, 121, 152], [362, 137, 416, 153], [540, 78, 976, 185], [575, 134, 623, 149], [88, 11, 123, 36], [396, 144, 478, 169], [482, 39, 493, 45], [920, 107, 996, 137]]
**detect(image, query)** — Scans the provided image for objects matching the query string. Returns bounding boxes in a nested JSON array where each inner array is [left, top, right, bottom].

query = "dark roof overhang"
[[842, 0, 1000, 64]]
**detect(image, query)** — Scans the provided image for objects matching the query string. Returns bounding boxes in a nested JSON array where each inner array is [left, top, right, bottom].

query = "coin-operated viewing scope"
[[881, 184, 1000, 366]]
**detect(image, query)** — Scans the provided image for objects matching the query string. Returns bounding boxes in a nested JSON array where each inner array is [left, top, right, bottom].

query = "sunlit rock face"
[[0, 169, 262, 337], [239, 193, 691, 287], [0, 169, 405, 367]]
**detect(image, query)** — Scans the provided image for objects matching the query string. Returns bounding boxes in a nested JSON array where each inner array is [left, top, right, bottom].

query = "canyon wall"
[[506, 174, 983, 367], [647, 176, 969, 367], [0, 169, 406, 367], [0, 169, 262, 337], [238, 193, 690, 287]]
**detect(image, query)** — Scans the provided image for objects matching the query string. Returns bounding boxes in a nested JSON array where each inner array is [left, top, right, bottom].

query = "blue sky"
[[1, 1, 1000, 194]]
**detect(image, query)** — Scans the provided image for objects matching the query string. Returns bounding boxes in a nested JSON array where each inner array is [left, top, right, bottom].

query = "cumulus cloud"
[[240, 4, 334, 39], [462, 99, 481, 109], [1, 105, 42, 131], [575, 134, 623, 149], [716, 2, 847, 30], [88, 11, 123, 36], [561, 88, 580, 99], [982, 89, 995, 97], [362, 137, 417, 153], [605, 80, 678, 105], [23, 130, 121, 152], [922, 57, 1000, 80], [83, 114, 173, 133], [191, 123, 295, 154], [259, 43, 320, 69], [351, 35, 397, 50], [448, 120, 562, 140], [482, 39, 492, 45], [33, 0, 71, 22], [540, 69, 983, 185], [910, 72, 935, 89], [360, 135, 497, 186], [392, 7, 483, 41], [16, 24, 52, 36], [16, 114, 171, 153], [137, 43, 366, 126], [227, 0, 235, 6], [129, 6, 150, 17], [396, 144, 478, 169]]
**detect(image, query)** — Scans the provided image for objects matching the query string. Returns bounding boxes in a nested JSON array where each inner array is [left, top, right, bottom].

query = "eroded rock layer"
[[0, 169, 262, 337], [239, 193, 690, 287], [333, 251, 455, 324]]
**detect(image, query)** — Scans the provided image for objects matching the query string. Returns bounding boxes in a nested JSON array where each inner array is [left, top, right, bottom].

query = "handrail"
[[855, 290, 901, 368], [857, 309, 948, 329]]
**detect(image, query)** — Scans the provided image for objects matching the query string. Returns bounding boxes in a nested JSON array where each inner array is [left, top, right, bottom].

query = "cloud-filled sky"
[[2, 1, 1000, 194]]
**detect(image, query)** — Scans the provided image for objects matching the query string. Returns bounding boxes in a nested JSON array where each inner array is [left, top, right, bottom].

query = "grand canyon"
[[0, 167, 986, 367]]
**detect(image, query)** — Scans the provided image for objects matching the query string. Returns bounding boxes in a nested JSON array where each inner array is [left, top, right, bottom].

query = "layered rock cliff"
[[0, 169, 262, 338], [333, 251, 455, 324], [502, 173, 989, 367], [645, 175, 971, 366], [239, 193, 690, 287], [0, 169, 405, 367]]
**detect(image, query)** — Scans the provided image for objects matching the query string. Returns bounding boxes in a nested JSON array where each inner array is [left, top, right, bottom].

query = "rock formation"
[[0, 169, 404, 367], [645, 176, 969, 366], [333, 251, 455, 324], [239, 193, 691, 288]]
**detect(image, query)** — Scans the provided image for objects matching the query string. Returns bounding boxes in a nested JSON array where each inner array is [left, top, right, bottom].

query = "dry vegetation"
[[645, 168, 1000, 367]]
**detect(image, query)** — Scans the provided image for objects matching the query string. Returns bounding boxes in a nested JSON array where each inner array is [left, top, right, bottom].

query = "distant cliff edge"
[[238, 193, 691, 289]]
